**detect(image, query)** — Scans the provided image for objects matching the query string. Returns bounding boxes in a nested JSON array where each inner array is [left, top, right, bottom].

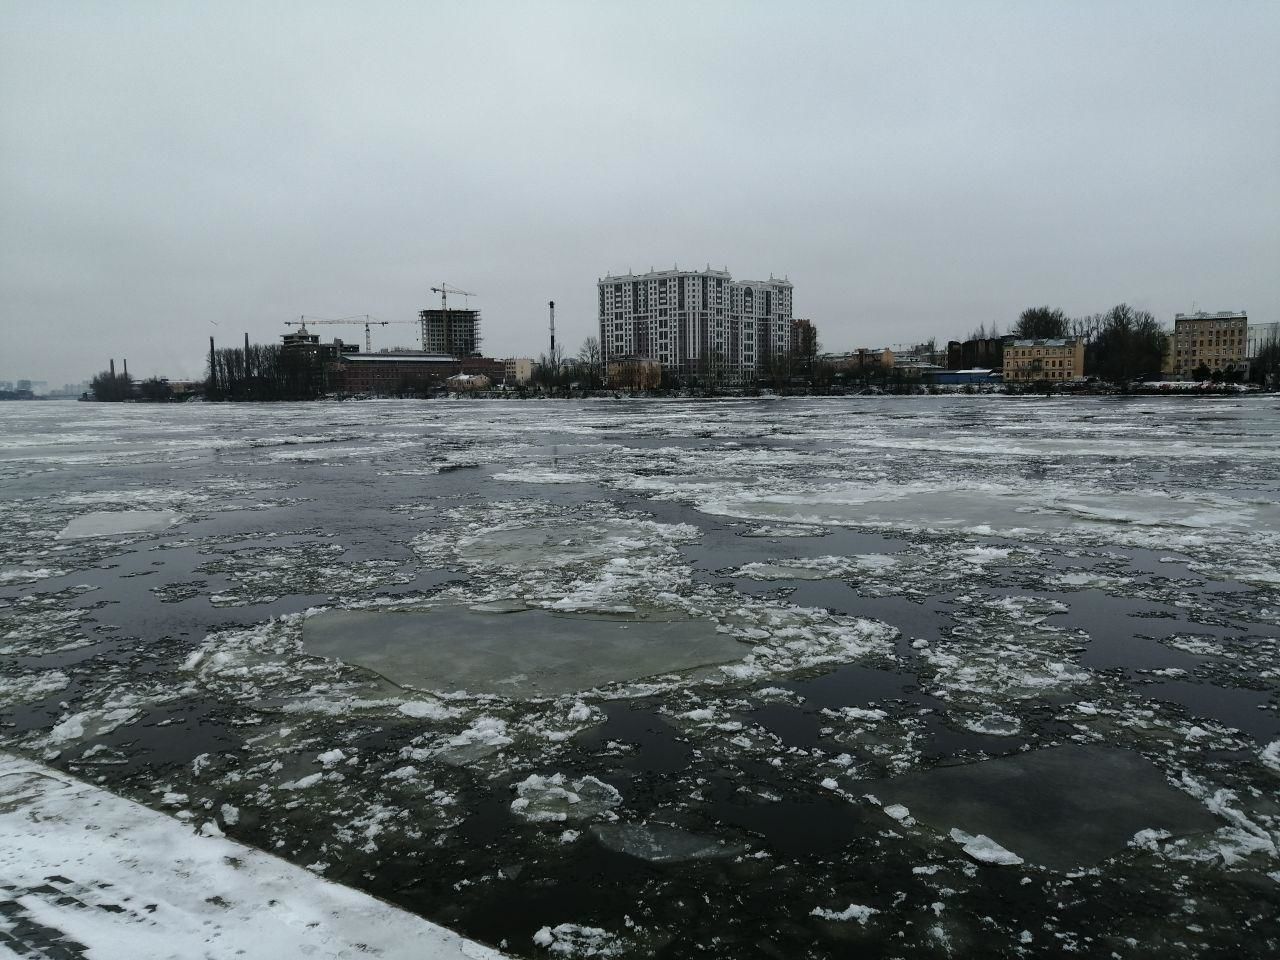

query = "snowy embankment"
[[0, 752, 506, 960]]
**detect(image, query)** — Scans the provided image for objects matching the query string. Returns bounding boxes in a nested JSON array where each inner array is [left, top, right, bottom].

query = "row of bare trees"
[[206, 344, 324, 401], [89, 370, 133, 401], [87, 372, 176, 401]]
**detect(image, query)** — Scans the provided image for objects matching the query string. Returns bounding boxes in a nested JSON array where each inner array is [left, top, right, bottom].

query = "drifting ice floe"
[[511, 773, 622, 823], [303, 606, 748, 698], [873, 744, 1220, 870], [948, 828, 1024, 866], [590, 823, 748, 863], [810, 903, 878, 924], [54, 509, 180, 540]]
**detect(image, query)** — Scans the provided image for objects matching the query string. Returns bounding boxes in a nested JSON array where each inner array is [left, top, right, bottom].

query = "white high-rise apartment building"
[[597, 267, 793, 382]]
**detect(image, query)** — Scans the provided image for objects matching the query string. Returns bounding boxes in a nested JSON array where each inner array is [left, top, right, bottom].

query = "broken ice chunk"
[[949, 828, 1023, 866], [590, 823, 747, 863], [810, 903, 878, 924], [510, 773, 621, 823]]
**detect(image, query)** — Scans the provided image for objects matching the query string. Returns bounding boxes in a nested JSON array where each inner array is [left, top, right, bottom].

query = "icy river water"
[[2, 396, 1279, 958]]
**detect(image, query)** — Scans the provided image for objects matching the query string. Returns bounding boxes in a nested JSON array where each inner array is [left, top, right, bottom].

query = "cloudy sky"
[[2, 1, 1277, 385]]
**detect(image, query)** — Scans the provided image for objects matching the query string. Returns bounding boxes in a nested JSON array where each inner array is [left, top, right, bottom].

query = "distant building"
[[419, 308, 481, 358], [598, 267, 793, 383], [791, 318, 818, 354], [445, 373, 491, 392], [1172, 311, 1247, 379], [928, 368, 1000, 385], [329, 352, 503, 396], [947, 337, 1007, 371], [1247, 321, 1278, 361], [280, 328, 355, 363], [825, 348, 894, 372], [891, 357, 946, 378], [1003, 338, 1084, 382], [164, 379, 203, 397], [502, 358, 534, 385]]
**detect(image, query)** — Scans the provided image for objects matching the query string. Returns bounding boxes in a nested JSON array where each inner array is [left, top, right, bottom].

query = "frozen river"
[[1, 396, 1278, 958]]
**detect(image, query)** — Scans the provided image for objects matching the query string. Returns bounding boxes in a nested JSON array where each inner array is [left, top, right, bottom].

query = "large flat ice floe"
[[303, 606, 749, 698], [54, 509, 180, 540], [872, 743, 1221, 871], [0, 752, 506, 959]]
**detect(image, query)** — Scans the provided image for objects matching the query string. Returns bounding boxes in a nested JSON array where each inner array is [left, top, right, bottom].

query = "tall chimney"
[[549, 300, 556, 356], [109, 359, 115, 377], [123, 358, 128, 378], [245, 332, 250, 353]]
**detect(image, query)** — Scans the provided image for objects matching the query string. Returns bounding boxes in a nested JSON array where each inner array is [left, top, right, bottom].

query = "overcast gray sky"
[[2, 1, 1277, 385]]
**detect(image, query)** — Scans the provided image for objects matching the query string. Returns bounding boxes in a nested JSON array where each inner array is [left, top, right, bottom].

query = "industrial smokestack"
[[123, 359, 128, 378], [549, 300, 556, 356], [109, 359, 115, 377]]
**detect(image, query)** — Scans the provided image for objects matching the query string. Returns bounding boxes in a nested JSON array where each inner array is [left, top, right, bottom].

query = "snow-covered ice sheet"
[[0, 752, 507, 959]]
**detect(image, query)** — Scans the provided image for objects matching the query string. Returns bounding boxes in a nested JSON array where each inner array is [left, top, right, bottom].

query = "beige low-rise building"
[[1172, 311, 1247, 379], [1003, 338, 1084, 382], [502, 357, 534, 385], [445, 373, 490, 392]]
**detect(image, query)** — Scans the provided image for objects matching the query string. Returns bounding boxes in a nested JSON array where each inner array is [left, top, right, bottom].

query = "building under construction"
[[418, 308, 481, 358]]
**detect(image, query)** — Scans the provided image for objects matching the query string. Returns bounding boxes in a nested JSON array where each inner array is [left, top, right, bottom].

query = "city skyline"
[[2, 2, 1278, 384]]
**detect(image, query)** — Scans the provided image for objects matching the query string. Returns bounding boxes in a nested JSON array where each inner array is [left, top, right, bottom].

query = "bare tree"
[[1014, 307, 1069, 340], [576, 337, 603, 390], [533, 344, 566, 390], [1250, 334, 1280, 390], [577, 336, 601, 368], [1070, 312, 1104, 344], [90, 370, 133, 401], [1092, 304, 1167, 384]]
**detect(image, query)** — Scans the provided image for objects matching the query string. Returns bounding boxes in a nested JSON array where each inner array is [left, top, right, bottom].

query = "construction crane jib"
[[283, 315, 413, 352]]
